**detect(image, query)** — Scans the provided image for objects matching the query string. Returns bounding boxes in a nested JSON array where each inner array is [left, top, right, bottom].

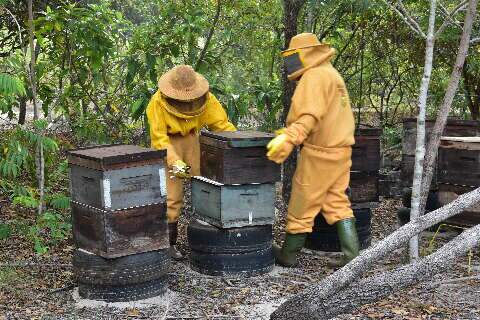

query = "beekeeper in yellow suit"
[[267, 33, 359, 267], [146, 65, 236, 259]]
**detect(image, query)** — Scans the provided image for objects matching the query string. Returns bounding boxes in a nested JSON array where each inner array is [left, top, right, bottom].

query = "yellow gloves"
[[170, 160, 191, 179], [267, 133, 294, 164]]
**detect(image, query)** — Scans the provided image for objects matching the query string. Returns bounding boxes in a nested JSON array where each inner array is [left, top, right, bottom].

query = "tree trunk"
[[409, 0, 437, 261], [18, 96, 27, 125], [194, 0, 222, 70], [271, 187, 480, 320], [356, 26, 365, 129], [27, 0, 38, 120], [287, 223, 480, 319], [27, 0, 44, 216], [418, 0, 478, 218], [281, 0, 306, 203]]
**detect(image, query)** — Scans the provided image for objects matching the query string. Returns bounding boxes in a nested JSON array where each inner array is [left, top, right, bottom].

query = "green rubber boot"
[[273, 233, 307, 267], [336, 217, 360, 266]]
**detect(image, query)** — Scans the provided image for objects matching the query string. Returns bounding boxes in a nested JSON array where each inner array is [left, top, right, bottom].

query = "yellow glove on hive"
[[266, 133, 294, 164], [171, 160, 191, 179]]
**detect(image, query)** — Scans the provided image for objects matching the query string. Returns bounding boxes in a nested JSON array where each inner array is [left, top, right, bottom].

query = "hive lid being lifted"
[[200, 131, 274, 148], [68, 144, 166, 170]]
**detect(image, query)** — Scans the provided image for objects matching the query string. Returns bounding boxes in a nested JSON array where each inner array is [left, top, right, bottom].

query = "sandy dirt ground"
[[1, 190, 479, 319]]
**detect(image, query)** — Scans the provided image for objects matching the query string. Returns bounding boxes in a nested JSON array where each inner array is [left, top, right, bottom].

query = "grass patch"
[[0, 267, 19, 288]]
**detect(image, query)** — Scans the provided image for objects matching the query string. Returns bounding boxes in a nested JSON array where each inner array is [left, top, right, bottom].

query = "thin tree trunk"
[[356, 26, 365, 129], [306, 0, 315, 32], [409, 0, 437, 261], [194, 0, 222, 70], [281, 0, 306, 203], [18, 96, 27, 125], [27, 0, 38, 120], [27, 0, 44, 215], [289, 223, 480, 319], [271, 187, 480, 319], [419, 0, 478, 216]]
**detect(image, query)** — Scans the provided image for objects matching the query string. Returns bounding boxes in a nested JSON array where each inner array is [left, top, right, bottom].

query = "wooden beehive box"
[[402, 118, 480, 157], [191, 176, 275, 228], [68, 145, 167, 210], [72, 201, 168, 258], [349, 171, 379, 203], [438, 184, 480, 227], [437, 137, 480, 227], [200, 131, 281, 185], [352, 128, 381, 173], [401, 118, 480, 189], [438, 137, 480, 187]]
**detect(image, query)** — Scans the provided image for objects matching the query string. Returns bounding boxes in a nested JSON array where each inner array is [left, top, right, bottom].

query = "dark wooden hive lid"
[[440, 136, 480, 150], [403, 117, 480, 127], [355, 126, 382, 137], [201, 131, 274, 148], [68, 144, 166, 170]]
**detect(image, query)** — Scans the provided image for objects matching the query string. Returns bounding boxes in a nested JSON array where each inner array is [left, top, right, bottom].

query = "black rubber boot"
[[273, 233, 307, 267], [168, 222, 183, 260]]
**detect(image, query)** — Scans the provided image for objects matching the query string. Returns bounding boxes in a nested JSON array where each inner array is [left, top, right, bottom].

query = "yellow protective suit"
[[282, 43, 356, 234], [146, 91, 236, 222]]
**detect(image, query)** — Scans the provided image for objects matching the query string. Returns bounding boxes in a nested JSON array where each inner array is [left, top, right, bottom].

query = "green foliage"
[[0, 0, 479, 256], [39, 211, 71, 241], [12, 209, 71, 255], [0, 179, 31, 200], [48, 194, 70, 210], [13, 195, 39, 209], [0, 125, 71, 254], [0, 140, 29, 178], [0, 223, 12, 240], [382, 126, 402, 148], [0, 73, 26, 97], [0, 268, 18, 288], [0, 125, 58, 180]]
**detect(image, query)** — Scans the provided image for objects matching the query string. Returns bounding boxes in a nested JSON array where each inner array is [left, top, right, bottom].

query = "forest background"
[[0, 0, 479, 254]]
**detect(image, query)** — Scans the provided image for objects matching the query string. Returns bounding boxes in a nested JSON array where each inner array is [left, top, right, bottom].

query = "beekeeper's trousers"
[[165, 133, 200, 223], [286, 143, 354, 234]]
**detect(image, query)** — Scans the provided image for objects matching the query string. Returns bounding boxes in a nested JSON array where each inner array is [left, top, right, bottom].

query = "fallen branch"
[[428, 275, 480, 287], [287, 223, 480, 319], [271, 187, 480, 320]]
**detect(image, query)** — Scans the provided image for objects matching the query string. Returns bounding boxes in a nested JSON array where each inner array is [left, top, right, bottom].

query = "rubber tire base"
[[189, 247, 274, 277], [188, 219, 273, 254], [73, 249, 170, 286], [78, 277, 168, 303]]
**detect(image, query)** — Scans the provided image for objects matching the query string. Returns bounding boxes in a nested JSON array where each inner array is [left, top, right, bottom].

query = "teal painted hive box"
[[191, 176, 275, 228]]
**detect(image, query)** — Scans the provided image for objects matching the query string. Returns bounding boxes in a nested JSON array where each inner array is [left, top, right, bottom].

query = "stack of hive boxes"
[[399, 118, 480, 223], [438, 137, 480, 227], [306, 127, 381, 252], [68, 145, 170, 302], [188, 131, 281, 277]]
